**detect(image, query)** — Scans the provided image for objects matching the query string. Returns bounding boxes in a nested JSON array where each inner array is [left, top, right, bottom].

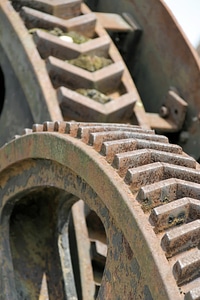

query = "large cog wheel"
[[1, 122, 200, 299]]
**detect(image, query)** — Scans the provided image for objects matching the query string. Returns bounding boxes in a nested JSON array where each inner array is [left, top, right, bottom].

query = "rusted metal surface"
[[0, 0, 148, 148], [0, 0, 63, 146], [0, 44, 34, 144], [1, 0, 200, 299], [148, 89, 188, 132], [94, 12, 133, 32], [12, 0, 82, 19], [0, 0, 200, 149], [2, 122, 197, 299], [86, 0, 200, 159], [71, 200, 96, 298]]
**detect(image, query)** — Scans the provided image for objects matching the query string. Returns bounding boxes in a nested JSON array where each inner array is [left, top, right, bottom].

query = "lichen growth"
[[76, 88, 112, 104], [65, 31, 90, 44], [67, 55, 112, 72], [141, 198, 152, 211], [168, 212, 186, 227], [29, 27, 90, 44]]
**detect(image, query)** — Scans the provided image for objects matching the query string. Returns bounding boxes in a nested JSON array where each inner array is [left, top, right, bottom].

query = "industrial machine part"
[[85, 0, 200, 160], [2, 0, 200, 159], [1, 1, 200, 299], [0, 0, 149, 148], [1, 122, 200, 299]]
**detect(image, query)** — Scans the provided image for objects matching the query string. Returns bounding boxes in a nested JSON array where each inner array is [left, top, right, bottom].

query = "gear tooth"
[[173, 250, 200, 285], [54, 121, 67, 133], [161, 220, 200, 257], [22, 128, 32, 135], [149, 197, 191, 232], [43, 121, 55, 132], [32, 124, 43, 132]]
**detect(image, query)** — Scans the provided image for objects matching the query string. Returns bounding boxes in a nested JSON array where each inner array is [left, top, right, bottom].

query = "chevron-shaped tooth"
[[127, 164, 200, 193], [161, 220, 200, 257], [173, 250, 200, 285], [89, 131, 168, 152], [137, 179, 200, 211]]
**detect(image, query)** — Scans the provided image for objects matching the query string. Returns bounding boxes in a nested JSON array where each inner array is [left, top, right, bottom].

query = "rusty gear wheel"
[[2, 0, 200, 158], [0, 0, 148, 148], [1, 122, 200, 299]]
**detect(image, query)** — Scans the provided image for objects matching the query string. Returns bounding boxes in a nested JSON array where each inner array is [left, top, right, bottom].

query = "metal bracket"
[[95, 12, 142, 59], [147, 89, 188, 132]]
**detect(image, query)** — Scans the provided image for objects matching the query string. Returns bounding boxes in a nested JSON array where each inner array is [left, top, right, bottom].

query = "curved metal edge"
[[0, 0, 63, 122], [0, 132, 182, 300], [91, 0, 200, 159]]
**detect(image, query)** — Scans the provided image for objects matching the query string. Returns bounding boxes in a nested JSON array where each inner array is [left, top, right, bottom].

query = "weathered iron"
[[1, 0, 200, 299], [0, 0, 148, 148], [85, 0, 200, 159], [1, 0, 200, 157], [1, 122, 200, 299]]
